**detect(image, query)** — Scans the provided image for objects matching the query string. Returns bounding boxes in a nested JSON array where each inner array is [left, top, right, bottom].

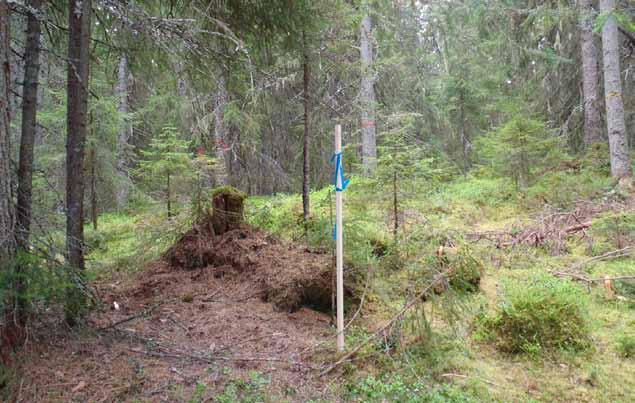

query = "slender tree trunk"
[[360, 10, 377, 176], [89, 147, 97, 230], [16, 0, 42, 249], [518, 136, 529, 189], [0, 0, 15, 266], [8, 11, 21, 125], [393, 171, 398, 241], [302, 30, 311, 232], [600, 0, 632, 178], [458, 89, 471, 171], [166, 171, 171, 218], [11, 1, 42, 326], [213, 75, 228, 186], [0, 1, 27, 346], [579, 0, 602, 146], [65, 0, 91, 270], [115, 54, 132, 208]]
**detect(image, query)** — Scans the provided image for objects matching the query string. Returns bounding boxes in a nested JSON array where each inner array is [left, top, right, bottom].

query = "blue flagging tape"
[[331, 152, 350, 192], [331, 152, 349, 240]]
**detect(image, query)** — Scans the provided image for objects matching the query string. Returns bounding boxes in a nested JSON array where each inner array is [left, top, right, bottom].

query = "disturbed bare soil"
[[14, 226, 339, 402]]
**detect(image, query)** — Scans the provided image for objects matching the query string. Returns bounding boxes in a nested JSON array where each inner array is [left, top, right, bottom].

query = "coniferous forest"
[[0, 1, 634, 401]]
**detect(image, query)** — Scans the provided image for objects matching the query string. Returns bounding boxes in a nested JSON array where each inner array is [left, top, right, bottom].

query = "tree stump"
[[211, 186, 247, 235]]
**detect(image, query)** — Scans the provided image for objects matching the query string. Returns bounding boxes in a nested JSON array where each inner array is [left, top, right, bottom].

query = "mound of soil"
[[164, 216, 340, 313], [16, 258, 336, 402]]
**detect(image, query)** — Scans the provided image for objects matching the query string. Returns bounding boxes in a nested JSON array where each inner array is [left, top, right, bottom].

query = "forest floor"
[[14, 227, 340, 402], [7, 172, 635, 402], [241, 175, 635, 402]]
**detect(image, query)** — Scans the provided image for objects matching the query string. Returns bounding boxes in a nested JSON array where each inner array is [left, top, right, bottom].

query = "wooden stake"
[[335, 124, 344, 352]]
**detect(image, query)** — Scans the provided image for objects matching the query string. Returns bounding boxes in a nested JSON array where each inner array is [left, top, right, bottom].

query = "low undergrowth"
[[616, 334, 635, 359], [475, 275, 591, 355], [6, 166, 627, 402], [242, 166, 633, 401], [345, 374, 485, 402], [84, 206, 192, 278]]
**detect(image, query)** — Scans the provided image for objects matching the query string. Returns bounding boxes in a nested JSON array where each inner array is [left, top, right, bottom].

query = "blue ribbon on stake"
[[331, 152, 349, 240], [331, 152, 350, 192]]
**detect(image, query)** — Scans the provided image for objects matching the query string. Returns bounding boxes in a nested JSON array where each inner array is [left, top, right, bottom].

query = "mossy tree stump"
[[211, 186, 247, 235]]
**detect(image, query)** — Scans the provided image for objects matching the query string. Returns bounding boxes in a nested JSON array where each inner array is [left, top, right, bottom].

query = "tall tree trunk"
[[0, 0, 15, 266], [600, 0, 632, 178], [166, 170, 171, 218], [579, 0, 602, 146], [16, 0, 42, 249], [393, 171, 398, 241], [0, 1, 26, 345], [458, 89, 471, 171], [8, 11, 22, 126], [213, 75, 228, 186], [115, 54, 132, 208], [302, 30, 311, 232], [89, 147, 97, 230], [66, 0, 91, 270], [360, 10, 377, 176]]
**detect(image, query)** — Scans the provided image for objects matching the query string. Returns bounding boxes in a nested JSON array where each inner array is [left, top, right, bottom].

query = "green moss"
[[524, 169, 613, 209], [182, 292, 194, 303], [212, 185, 247, 201]]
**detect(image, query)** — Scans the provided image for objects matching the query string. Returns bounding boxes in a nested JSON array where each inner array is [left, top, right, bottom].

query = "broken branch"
[[320, 274, 445, 376]]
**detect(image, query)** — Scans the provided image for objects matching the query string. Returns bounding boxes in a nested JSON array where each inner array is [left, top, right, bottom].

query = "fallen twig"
[[127, 346, 314, 368], [564, 222, 592, 234], [551, 271, 592, 282], [440, 373, 502, 388], [200, 288, 223, 302], [551, 246, 635, 284], [213, 332, 284, 354], [552, 272, 635, 283], [97, 302, 165, 331], [570, 246, 633, 271], [320, 274, 446, 376], [344, 265, 373, 331], [166, 315, 191, 336]]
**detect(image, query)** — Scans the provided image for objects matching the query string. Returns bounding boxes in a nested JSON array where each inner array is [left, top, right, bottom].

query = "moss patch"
[[212, 185, 247, 200]]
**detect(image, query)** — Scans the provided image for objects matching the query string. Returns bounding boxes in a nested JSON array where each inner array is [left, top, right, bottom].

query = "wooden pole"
[[335, 124, 344, 351]]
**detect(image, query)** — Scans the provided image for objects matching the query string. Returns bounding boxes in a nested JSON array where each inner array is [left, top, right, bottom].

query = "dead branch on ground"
[[320, 273, 446, 376]]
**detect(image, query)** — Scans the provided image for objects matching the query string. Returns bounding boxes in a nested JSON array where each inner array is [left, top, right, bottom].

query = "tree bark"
[[115, 54, 132, 208], [393, 171, 398, 240], [66, 0, 92, 270], [302, 30, 311, 232], [8, 10, 22, 126], [89, 147, 97, 230], [600, 0, 632, 178], [579, 0, 602, 146], [458, 89, 471, 171], [213, 74, 228, 186], [0, 0, 15, 266], [360, 10, 377, 176], [16, 0, 42, 249], [166, 170, 172, 218]]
